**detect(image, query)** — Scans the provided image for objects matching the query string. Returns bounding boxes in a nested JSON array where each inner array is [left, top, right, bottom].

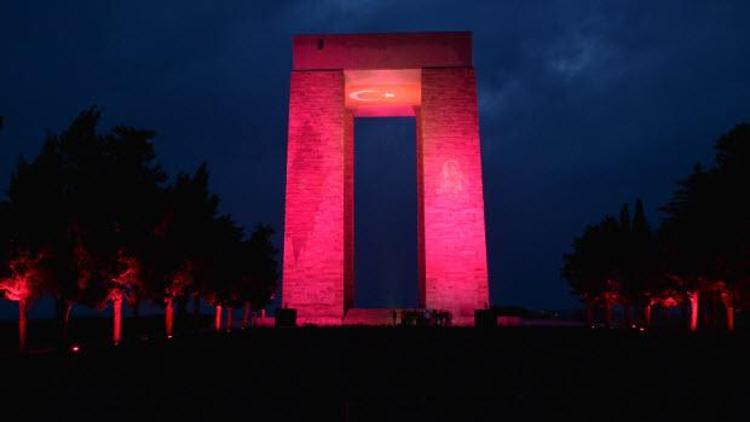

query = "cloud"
[[548, 35, 600, 77], [479, 78, 522, 115]]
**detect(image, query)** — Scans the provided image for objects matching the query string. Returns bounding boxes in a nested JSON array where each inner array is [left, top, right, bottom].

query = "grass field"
[[0, 318, 746, 421]]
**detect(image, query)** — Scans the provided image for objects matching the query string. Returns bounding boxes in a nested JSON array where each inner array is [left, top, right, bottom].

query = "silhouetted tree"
[[209, 215, 246, 332], [617, 199, 661, 326], [143, 163, 221, 336], [662, 161, 746, 330], [567, 123, 749, 331], [1, 106, 279, 347], [6, 109, 107, 339], [564, 199, 661, 328], [97, 124, 166, 343], [239, 224, 278, 328], [2, 107, 166, 344], [0, 247, 53, 351], [710, 124, 750, 330], [562, 216, 622, 326], [660, 165, 717, 330], [661, 124, 750, 331]]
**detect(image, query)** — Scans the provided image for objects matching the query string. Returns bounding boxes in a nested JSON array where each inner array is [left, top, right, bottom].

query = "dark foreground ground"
[[0, 320, 747, 421]]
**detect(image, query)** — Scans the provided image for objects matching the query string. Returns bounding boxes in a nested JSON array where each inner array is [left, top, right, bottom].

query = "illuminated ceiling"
[[344, 69, 421, 117]]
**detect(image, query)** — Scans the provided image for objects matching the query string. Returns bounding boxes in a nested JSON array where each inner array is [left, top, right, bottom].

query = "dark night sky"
[[1, 1, 750, 316]]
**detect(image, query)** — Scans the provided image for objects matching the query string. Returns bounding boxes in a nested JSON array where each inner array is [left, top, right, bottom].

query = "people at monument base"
[[398, 309, 452, 327]]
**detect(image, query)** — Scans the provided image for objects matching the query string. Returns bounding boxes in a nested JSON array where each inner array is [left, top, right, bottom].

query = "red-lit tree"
[[95, 125, 165, 344], [615, 199, 662, 327], [1, 107, 280, 347], [142, 164, 220, 337], [2, 108, 165, 344], [562, 216, 623, 326], [660, 165, 717, 331], [101, 251, 143, 345], [154, 172, 279, 334], [658, 125, 750, 331], [2, 128, 72, 348], [566, 123, 750, 332], [708, 124, 750, 331], [141, 244, 194, 339], [5, 132, 78, 337], [0, 247, 51, 351], [198, 215, 246, 332]]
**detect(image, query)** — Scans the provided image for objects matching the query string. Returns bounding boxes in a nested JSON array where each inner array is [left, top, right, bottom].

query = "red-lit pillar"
[[165, 297, 174, 338], [688, 291, 699, 332], [720, 291, 734, 332], [18, 299, 27, 352], [113, 294, 122, 345], [282, 70, 349, 325], [419, 68, 489, 325], [214, 305, 222, 332], [645, 300, 654, 327]]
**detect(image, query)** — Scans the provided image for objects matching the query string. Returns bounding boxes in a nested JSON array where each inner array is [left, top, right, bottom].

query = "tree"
[[97, 124, 166, 344], [239, 224, 279, 328], [618, 199, 661, 327], [563, 200, 661, 328], [562, 216, 622, 326], [5, 109, 106, 340], [709, 124, 750, 331], [2, 117, 83, 348], [143, 163, 220, 337], [615, 203, 634, 326], [201, 215, 246, 332], [0, 247, 52, 351], [659, 126, 750, 332], [2, 108, 166, 344], [1, 106, 280, 346], [192, 218, 279, 333], [660, 165, 716, 330]]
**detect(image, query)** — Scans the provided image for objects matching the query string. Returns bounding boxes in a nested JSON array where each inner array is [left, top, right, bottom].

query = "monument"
[[282, 32, 489, 325]]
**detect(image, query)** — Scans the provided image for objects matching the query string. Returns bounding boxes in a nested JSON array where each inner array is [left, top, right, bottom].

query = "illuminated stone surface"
[[283, 32, 489, 325], [420, 67, 489, 324]]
